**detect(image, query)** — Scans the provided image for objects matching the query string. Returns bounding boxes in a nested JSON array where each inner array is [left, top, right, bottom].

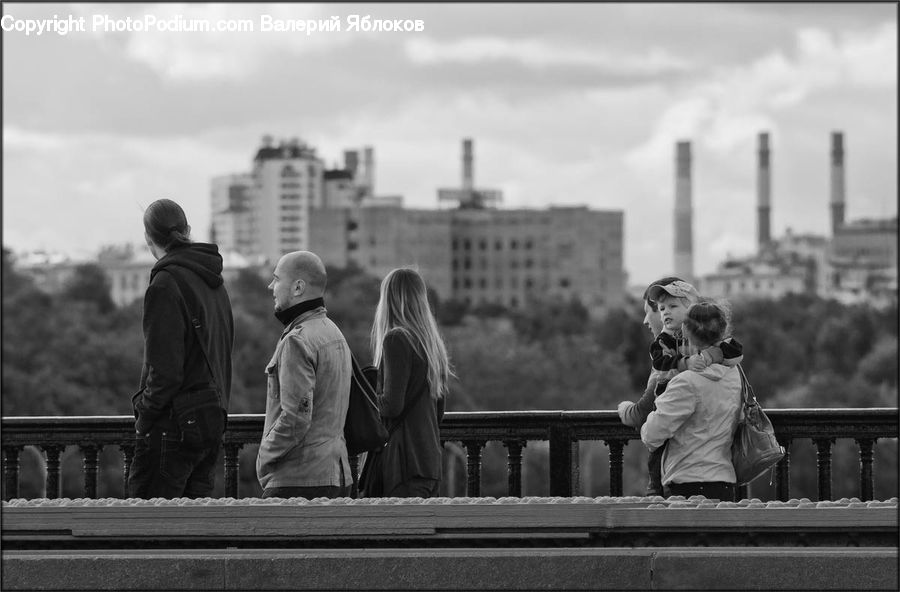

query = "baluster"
[[41, 445, 65, 499], [463, 440, 485, 497], [3, 446, 23, 501], [813, 438, 834, 501], [80, 444, 102, 499], [223, 443, 243, 499], [603, 439, 626, 497], [348, 454, 360, 499], [775, 436, 792, 502], [548, 425, 579, 497], [502, 440, 526, 497], [855, 438, 876, 502], [121, 443, 135, 498]]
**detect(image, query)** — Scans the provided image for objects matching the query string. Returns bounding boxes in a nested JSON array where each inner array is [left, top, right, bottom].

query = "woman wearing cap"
[[639, 299, 742, 502]]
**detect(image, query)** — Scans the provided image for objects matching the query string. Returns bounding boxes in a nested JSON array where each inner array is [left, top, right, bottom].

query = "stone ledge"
[[4, 495, 898, 508], [2, 548, 896, 591]]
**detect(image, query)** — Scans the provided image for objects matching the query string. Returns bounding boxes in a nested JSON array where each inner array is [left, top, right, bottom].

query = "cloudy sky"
[[3, 2, 897, 286]]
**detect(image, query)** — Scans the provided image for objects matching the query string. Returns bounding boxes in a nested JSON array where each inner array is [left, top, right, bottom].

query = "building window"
[[510, 239, 518, 250], [452, 239, 459, 251], [495, 240, 503, 251], [525, 278, 534, 289], [452, 259, 459, 270], [464, 239, 471, 250], [560, 278, 570, 288], [525, 258, 534, 269], [510, 297, 519, 308], [479, 239, 487, 250], [463, 278, 472, 289], [510, 260, 519, 269], [464, 258, 471, 270], [479, 278, 487, 289], [525, 239, 533, 250]]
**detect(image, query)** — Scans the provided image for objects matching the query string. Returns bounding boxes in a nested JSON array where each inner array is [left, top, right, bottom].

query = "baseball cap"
[[647, 280, 700, 303]]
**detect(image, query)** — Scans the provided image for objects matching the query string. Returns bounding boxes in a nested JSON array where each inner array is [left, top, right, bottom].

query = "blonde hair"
[[371, 268, 453, 399]]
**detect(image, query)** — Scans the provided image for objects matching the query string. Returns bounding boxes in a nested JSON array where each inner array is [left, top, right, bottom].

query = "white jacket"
[[640, 364, 742, 485]]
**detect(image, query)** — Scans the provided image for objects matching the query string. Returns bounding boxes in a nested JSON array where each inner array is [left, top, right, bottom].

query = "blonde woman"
[[370, 268, 452, 497]]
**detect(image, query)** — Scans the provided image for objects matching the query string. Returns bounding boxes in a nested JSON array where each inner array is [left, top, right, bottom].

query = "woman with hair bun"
[[128, 198, 234, 499], [640, 299, 742, 502]]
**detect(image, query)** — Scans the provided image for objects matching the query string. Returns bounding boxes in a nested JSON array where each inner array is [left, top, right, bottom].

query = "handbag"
[[731, 365, 785, 485], [163, 268, 226, 451], [344, 355, 389, 455]]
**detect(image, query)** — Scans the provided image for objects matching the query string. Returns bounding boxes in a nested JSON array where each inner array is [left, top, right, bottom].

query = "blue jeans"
[[128, 419, 220, 499]]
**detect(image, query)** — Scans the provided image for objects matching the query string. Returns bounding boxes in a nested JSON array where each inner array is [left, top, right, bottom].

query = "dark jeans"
[[646, 447, 664, 496], [262, 485, 351, 499], [128, 420, 220, 499], [387, 478, 440, 498], [666, 481, 736, 502]]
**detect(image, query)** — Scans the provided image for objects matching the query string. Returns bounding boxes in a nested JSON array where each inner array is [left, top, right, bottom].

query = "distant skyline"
[[3, 3, 897, 286]]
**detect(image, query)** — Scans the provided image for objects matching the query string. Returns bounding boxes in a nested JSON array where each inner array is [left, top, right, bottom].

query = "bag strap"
[[736, 364, 758, 408], [161, 267, 223, 407]]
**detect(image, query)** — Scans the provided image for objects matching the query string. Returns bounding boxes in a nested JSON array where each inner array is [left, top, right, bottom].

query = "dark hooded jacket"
[[133, 243, 234, 434]]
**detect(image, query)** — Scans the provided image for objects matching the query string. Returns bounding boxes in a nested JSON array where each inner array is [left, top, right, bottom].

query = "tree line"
[[2, 247, 897, 500]]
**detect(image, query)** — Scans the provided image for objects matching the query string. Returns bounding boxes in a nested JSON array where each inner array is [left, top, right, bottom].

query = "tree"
[[62, 264, 115, 314]]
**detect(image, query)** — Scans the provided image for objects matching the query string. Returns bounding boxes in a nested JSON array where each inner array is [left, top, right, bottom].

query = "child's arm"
[[617, 374, 659, 428], [718, 336, 744, 366], [687, 336, 745, 371], [649, 332, 685, 373]]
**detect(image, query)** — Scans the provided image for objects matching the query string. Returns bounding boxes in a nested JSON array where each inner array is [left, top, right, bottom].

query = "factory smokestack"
[[344, 150, 359, 177], [830, 131, 845, 235], [757, 132, 772, 250], [462, 138, 474, 193], [674, 140, 694, 281], [363, 146, 375, 198]]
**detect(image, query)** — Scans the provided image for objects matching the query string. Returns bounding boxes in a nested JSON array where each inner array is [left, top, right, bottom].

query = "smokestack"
[[757, 132, 772, 250], [462, 138, 474, 192], [363, 146, 375, 197], [674, 140, 694, 281], [830, 131, 845, 234], [344, 150, 359, 176]]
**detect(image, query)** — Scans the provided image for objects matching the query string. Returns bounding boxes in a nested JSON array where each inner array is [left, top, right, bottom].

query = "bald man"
[[257, 251, 353, 498]]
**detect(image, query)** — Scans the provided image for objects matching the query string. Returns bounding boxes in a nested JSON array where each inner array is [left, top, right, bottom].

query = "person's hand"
[[617, 401, 632, 422], [687, 353, 707, 372]]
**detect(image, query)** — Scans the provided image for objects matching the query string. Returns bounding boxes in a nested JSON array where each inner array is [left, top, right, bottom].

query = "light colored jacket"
[[640, 364, 741, 485], [256, 307, 351, 490]]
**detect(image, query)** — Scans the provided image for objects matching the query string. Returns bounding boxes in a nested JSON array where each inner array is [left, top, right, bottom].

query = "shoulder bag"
[[344, 354, 389, 455], [731, 365, 785, 486]]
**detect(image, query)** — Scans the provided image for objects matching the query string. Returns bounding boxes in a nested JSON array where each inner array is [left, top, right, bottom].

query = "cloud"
[[625, 22, 897, 174], [3, 125, 250, 253], [70, 3, 355, 81], [404, 36, 693, 76]]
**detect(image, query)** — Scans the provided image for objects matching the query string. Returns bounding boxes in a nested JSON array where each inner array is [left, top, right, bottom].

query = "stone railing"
[[2, 408, 897, 502]]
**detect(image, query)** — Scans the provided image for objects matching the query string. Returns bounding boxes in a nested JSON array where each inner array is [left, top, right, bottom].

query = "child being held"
[[617, 280, 743, 496]]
